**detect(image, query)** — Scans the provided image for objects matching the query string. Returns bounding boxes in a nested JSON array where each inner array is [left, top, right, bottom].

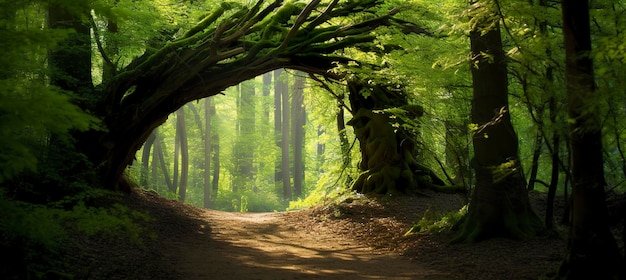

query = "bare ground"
[[60, 189, 625, 280]]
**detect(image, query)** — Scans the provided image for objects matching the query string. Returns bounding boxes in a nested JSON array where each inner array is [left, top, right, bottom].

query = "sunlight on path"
[[162, 209, 452, 280]]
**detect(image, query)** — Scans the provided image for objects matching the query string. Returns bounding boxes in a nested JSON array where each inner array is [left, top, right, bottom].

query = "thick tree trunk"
[[72, 1, 406, 191], [556, 0, 624, 278], [453, 4, 543, 242], [347, 81, 444, 194]]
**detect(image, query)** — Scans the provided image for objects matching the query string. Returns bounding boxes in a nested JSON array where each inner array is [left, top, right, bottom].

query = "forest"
[[1, 0, 625, 279]]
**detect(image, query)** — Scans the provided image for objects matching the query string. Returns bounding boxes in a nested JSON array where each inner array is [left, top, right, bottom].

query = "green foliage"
[[214, 188, 284, 212], [0, 1, 100, 183], [0, 188, 154, 279], [69, 202, 156, 245], [405, 205, 467, 235], [288, 176, 360, 211]]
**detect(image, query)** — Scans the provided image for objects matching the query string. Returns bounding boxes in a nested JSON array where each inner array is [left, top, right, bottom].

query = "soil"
[[60, 189, 625, 280]]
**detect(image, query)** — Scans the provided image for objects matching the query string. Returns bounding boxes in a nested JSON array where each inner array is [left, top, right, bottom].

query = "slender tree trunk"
[[274, 69, 283, 186], [453, 1, 543, 242], [316, 127, 325, 172], [557, 0, 624, 277], [102, 1, 119, 84], [292, 74, 305, 198], [141, 132, 156, 187], [150, 131, 159, 190], [203, 98, 213, 208], [281, 72, 292, 200], [173, 124, 180, 193], [176, 108, 189, 202], [154, 132, 174, 193], [262, 72, 272, 136], [337, 106, 351, 170], [562, 139, 572, 226], [444, 119, 469, 187], [545, 96, 559, 230], [526, 133, 542, 191], [186, 103, 204, 133], [212, 131, 220, 199], [234, 80, 255, 193]]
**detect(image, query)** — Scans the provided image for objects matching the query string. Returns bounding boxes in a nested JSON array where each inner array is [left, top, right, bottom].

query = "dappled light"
[[2, 0, 625, 279]]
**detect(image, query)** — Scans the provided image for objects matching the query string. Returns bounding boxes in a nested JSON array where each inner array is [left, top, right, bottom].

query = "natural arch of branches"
[[81, 0, 427, 191]]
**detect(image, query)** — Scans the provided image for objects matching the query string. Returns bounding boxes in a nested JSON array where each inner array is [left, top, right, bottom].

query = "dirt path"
[[63, 190, 626, 279], [162, 210, 449, 279], [99, 190, 580, 280]]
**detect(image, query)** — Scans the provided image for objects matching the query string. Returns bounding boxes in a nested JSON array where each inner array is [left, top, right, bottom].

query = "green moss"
[[406, 205, 468, 235]]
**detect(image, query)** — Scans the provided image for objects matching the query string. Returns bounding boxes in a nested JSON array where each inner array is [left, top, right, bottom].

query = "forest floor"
[[62, 188, 625, 280]]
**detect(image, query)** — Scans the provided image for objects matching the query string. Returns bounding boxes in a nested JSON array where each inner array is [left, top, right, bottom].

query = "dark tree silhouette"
[[556, 0, 625, 278]]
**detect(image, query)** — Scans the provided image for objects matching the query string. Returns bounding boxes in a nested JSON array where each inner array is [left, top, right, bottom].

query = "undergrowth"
[[0, 187, 155, 279]]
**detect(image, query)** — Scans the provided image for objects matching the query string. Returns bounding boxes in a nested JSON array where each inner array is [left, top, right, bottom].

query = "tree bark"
[[347, 80, 443, 194], [211, 131, 220, 199], [444, 118, 469, 187], [233, 80, 256, 193], [274, 69, 284, 186], [281, 72, 292, 200], [556, 0, 625, 278], [292, 74, 306, 198], [526, 133, 542, 191], [153, 131, 174, 193], [337, 106, 351, 171], [176, 108, 189, 202], [545, 97, 560, 230], [453, 1, 543, 242], [203, 98, 213, 208], [141, 132, 156, 187]]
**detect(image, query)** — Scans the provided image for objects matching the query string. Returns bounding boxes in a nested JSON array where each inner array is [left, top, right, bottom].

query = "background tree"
[[204, 98, 214, 208], [556, 0, 625, 277], [453, 0, 543, 242], [0, 0, 97, 184], [292, 73, 306, 198], [281, 71, 292, 200]]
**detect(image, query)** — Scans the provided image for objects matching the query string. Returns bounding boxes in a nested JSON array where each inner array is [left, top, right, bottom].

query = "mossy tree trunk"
[[347, 81, 445, 195], [76, 0, 409, 190], [453, 1, 543, 243], [556, 0, 625, 278]]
